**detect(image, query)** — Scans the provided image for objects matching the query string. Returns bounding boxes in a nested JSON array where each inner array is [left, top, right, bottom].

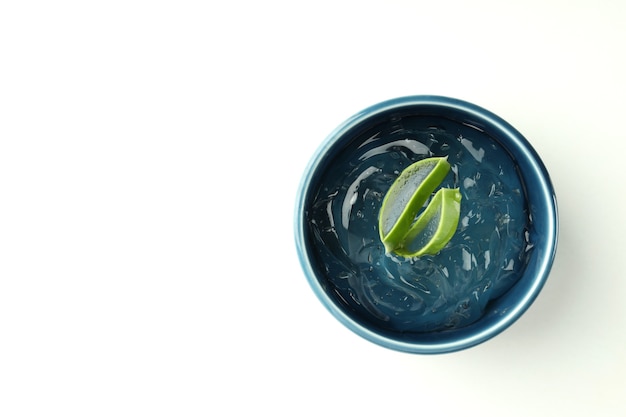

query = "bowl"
[[294, 96, 558, 354]]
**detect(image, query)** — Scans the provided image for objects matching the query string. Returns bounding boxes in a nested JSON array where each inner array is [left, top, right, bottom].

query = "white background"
[[1, 1, 625, 415]]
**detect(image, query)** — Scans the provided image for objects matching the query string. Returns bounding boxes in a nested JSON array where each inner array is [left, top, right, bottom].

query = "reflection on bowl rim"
[[294, 95, 558, 354]]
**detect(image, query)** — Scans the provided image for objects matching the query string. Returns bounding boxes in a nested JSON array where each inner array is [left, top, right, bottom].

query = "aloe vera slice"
[[378, 157, 451, 253], [395, 188, 462, 258]]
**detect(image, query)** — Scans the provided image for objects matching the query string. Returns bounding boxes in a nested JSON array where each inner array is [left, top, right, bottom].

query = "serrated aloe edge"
[[378, 156, 462, 258]]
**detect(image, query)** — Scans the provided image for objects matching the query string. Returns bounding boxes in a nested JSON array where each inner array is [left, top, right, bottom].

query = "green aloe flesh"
[[378, 157, 462, 257], [394, 188, 462, 258]]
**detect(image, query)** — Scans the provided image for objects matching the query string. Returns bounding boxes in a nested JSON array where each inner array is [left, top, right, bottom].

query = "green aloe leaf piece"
[[378, 157, 451, 254], [378, 156, 462, 258], [395, 188, 462, 258]]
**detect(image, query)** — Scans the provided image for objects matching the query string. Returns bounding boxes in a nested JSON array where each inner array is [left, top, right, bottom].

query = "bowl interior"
[[296, 96, 557, 353]]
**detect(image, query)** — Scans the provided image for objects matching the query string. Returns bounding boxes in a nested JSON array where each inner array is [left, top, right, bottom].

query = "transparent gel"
[[307, 115, 533, 332]]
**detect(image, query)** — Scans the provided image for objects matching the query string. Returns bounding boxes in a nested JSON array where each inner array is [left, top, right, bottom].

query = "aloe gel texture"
[[306, 113, 532, 332]]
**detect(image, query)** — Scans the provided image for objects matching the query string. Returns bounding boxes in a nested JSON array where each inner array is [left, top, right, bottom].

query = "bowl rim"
[[294, 95, 558, 354]]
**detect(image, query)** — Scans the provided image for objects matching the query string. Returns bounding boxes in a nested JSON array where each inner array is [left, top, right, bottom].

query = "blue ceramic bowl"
[[295, 96, 558, 354]]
